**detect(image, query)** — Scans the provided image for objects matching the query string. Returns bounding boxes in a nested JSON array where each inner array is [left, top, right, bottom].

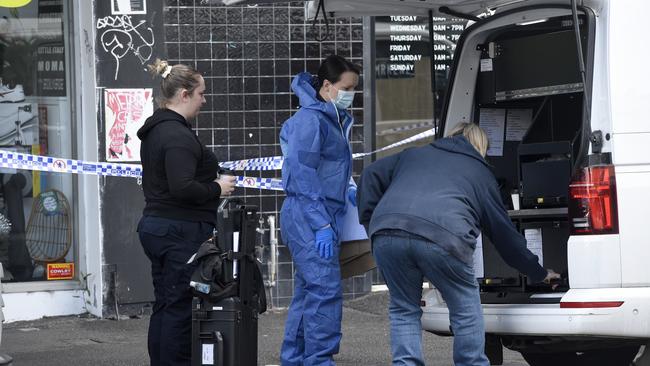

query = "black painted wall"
[[94, 0, 372, 314], [163, 0, 371, 307], [93, 0, 166, 314]]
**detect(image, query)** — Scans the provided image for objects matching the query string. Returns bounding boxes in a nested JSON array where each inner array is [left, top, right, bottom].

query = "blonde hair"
[[447, 122, 489, 157], [147, 59, 202, 108]]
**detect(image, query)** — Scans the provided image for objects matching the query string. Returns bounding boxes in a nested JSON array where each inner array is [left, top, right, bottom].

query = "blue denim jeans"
[[372, 232, 489, 366]]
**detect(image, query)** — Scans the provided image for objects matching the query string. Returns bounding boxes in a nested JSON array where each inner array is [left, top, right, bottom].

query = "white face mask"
[[330, 86, 355, 110]]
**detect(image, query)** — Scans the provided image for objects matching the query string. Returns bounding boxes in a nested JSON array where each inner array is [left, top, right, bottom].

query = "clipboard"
[[338, 199, 368, 242]]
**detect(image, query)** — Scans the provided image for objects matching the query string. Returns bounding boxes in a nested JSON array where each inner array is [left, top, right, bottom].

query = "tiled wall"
[[163, 0, 371, 307]]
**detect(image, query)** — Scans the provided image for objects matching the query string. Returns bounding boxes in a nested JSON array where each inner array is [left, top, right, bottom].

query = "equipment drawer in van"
[[479, 216, 568, 292]]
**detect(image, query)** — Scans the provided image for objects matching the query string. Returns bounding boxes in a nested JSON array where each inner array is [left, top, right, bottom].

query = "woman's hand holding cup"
[[215, 172, 236, 196]]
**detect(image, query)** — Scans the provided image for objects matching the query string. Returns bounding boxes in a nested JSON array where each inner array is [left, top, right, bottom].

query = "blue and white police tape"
[[0, 149, 284, 191], [220, 156, 283, 171], [236, 175, 283, 191], [376, 120, 436, 136], [0, 126, 435, 192], [0, 149, 143, 177], [354, 128, 436, 159], [220, 127, 437, 171]]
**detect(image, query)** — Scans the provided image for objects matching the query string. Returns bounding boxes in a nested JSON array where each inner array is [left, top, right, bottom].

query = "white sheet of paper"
[[506, 109, 533, 141], [479, 109, 506, 156], [473, 234, 484, 278], [339, 196, 368, 242], [202, 344, 214, 365], [524, 228, 543, 266], [232, 231, 240, 279], [480, 58, 493, 72]]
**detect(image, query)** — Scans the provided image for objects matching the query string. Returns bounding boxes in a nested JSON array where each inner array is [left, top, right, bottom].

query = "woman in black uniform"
[[136, 59, 236, 366]]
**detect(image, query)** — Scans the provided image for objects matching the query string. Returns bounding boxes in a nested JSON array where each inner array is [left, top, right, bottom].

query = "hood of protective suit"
[[291, 72, 348, 125]]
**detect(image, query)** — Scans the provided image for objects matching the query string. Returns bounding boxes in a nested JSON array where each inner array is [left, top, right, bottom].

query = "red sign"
[[47, 263, 74, 280]]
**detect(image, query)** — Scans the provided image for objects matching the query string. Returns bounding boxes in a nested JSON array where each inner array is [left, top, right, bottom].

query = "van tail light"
[[560, 301, 624, 309], [569, 165, 619, 235]]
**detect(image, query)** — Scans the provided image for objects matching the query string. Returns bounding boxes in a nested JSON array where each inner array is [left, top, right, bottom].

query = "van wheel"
[[521, 345, 640, 366]]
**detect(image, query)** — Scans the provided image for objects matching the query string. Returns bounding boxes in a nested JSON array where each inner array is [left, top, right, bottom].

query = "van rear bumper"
[[421, 287, 650, 338]]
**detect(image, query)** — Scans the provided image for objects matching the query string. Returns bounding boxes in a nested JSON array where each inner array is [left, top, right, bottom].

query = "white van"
[[224, 0, 649, 364], [419, 2, 649, 365], [306, 0, 648, 365]]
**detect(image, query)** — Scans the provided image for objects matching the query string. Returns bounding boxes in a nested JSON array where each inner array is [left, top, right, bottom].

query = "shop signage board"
[[36, 0, 66, 97], [36, 43, 65, 96], [375, 15, 431, 79]]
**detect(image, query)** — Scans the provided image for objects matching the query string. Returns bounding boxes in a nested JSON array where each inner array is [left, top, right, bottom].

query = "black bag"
[[188, 237, 267, 314]]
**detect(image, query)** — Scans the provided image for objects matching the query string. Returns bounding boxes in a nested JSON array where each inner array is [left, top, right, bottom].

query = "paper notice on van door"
[[480, 58, 493, 72], [473, 234, 484, 278], [506, 109, 533, 141], [524, 228, 543, 266], [479, 109, 506, 156]]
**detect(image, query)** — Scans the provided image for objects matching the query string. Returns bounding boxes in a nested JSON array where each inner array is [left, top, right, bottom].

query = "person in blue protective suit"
[[279, 55, 360, 366]]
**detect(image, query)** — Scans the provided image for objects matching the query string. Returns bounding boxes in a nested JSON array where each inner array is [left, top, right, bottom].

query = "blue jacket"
[[357, 135, 547, 282], [280, 72, 354, 238]]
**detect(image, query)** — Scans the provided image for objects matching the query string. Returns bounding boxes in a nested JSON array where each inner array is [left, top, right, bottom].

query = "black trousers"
[[138, 216, 214, 366]]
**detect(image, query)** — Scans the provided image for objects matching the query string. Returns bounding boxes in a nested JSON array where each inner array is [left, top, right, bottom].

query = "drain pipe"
[[267, 215, 278, 288]]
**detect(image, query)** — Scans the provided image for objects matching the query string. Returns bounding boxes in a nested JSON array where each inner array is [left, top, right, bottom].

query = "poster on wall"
[[111, 0, 146, 15], [36, 42, 66, 97], [36, 0, 66, 96], [104, 88, 152, 162]]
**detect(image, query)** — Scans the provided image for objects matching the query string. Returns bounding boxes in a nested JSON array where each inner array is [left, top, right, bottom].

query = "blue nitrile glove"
[[315, 226, 335, 259], [348, 186, 357, 207]]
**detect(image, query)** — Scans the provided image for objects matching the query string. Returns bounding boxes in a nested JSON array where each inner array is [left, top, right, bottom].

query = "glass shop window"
[[374, 16, 466, 158], [0, 0, 76, 284]]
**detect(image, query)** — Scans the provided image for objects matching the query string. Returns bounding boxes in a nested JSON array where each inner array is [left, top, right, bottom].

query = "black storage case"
[[191, 202, 259, 366], [480, 234, 522, 287], [480, 214, 569, 293], [521, 220, 569, 286], [191, 297, 257, 366], [518, 141, 572, 208]]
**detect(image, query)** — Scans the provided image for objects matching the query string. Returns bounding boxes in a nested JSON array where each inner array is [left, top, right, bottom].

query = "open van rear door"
[[219, 0, 550, 18]]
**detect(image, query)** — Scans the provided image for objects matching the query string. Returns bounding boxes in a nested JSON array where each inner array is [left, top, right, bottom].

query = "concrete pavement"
[[1, 291, 528, 365]]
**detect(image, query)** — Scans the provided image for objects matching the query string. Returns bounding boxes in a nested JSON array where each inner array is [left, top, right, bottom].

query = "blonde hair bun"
[[446, 122, 489, 157], [147, 59, 171, 78]]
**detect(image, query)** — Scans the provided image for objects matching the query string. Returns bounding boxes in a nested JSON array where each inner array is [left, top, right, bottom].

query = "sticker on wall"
[[47, 263, 74, 280], [111, 0, 146, 15], [40, 190, 62, 216], [104, 88, 153, 162]]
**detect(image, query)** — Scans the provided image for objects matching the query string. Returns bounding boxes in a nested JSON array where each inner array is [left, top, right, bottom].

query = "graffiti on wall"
[[96, 15, 155, 80], [104, 88, 153, 162]]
